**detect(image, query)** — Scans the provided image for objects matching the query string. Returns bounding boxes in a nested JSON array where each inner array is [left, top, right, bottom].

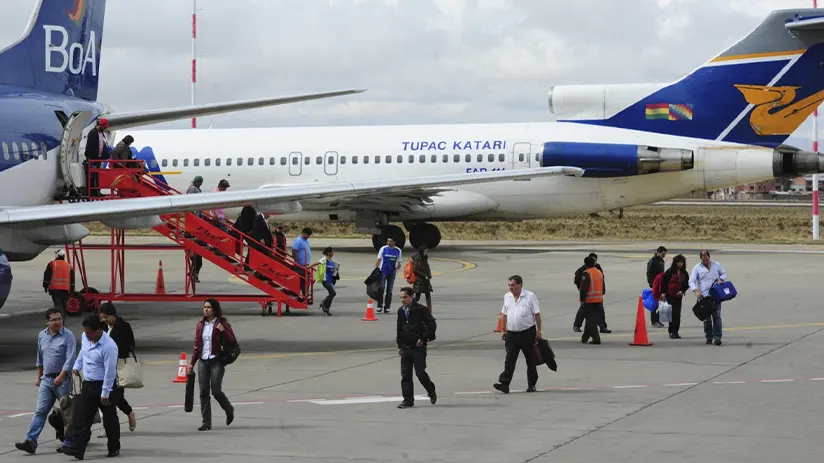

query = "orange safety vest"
[[583, 267, 604, 303], [49, 259, 71, 291]]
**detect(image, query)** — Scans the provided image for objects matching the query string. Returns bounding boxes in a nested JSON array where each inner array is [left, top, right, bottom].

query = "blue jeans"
[[27, 375, 72, 446], [379, 272, 396, 310], [704, 301, 723, 340]]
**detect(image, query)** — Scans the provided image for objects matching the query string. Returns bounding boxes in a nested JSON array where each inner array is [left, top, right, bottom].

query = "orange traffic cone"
[[629, 296, 653, 346], [155, 260, 166, 294], [494, 314, 503, 332], [173, 352, 189, 383], [362, 298, 378, 321]]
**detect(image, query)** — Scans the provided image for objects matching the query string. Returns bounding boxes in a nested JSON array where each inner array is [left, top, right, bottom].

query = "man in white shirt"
[[689, 250, 728, 346], [493, 275, 543, 394]]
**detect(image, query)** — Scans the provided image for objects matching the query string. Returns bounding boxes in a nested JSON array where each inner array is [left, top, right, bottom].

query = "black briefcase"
[[692, 298, 718, 322], [184, 371, 195, 413]]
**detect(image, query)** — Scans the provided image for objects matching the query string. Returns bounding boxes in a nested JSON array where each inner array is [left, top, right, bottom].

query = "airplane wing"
[[0, 167, 583, 227], [100, 89, 366, 131]]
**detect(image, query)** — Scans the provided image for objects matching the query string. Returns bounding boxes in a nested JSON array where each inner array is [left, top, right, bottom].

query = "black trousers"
[[498, 325, 538, 387], [400, 346, 435, 403], [581, 303, 602, 344], [321, 281, 336, 309], [414, 289, 432, 311], [197, 358, 233, 427], [49, 290, 69, 317], [665, 295, 683, 335], [68, 380, 122, 454], [573, 302, 607, 330]]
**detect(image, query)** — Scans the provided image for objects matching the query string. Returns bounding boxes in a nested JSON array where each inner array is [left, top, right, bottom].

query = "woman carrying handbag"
[[189, 299, 238, 431], [98, 303, 138, 435]]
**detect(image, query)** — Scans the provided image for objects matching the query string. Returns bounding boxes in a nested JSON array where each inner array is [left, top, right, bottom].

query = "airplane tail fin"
[[571, 9, 824, 147], [0, 0, 106, 101]]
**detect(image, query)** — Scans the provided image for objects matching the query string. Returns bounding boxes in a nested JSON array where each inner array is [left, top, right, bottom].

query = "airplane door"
[[324, 151, 339, 176], [288, 151, 302, 176], [60, 110, 91, 192], [511, 142, 531, 169]]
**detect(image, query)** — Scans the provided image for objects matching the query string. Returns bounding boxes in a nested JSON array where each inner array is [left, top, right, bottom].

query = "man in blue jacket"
[[375, 237, 402, 313]]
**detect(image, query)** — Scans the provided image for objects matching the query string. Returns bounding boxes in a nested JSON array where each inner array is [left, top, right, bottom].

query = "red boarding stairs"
[[62, 160, 313, 316]]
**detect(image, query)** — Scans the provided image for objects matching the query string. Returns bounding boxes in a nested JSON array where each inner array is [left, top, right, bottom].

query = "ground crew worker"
[[494, 275, 542, 394], [14, 308, 76, 455], [573, 252, 610, 333], [646, 246, 668, 328], [579, 256, 605, 345], [396, 287, 437, 409], [42, 249, 74, 317], [411, 245, 433, 312], [375, 237, 402, 313]]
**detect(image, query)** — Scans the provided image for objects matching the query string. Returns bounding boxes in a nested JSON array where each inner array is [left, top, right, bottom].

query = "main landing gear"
[[371, 223, 442, 251]]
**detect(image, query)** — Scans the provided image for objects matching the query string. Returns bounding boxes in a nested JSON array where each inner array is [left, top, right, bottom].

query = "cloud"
[[0, 0, 818, 131]]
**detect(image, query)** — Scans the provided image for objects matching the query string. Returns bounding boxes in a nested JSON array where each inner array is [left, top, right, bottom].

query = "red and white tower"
[[191, 0, 197, 129]]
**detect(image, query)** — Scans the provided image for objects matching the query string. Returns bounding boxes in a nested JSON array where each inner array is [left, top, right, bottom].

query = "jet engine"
[[540, 142, 694, 177], [547, 83, 668, 120]]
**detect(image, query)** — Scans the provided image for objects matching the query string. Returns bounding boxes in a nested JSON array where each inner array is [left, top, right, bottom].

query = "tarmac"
[[1, 238, 823, 462]]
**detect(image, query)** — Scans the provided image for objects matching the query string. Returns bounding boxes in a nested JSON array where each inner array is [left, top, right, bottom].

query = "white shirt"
[[201, 319, 216, 360], [689, 261, 727, 297], [501, 289, 540, 332]]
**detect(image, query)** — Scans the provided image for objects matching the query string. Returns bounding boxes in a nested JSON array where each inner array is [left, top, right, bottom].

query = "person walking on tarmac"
[[646, 246, 668, 328], [494, 275, 542, 393], [42, 249, 74, 317], [657, 254, 689, 339], [315, 247, 339, 315], [375, 237, 402, 313], [410, 245, 433, 312], [396, 287, 437, 409], [98, 303, 137, 435], [573, 252, 610, 333], [190, 299, 236, 431], [579, 256, 606, 345]]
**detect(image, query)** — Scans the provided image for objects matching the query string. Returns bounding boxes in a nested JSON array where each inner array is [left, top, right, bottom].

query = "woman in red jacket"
[[659, 255, 689, 339], [190, 299, 236, 431]]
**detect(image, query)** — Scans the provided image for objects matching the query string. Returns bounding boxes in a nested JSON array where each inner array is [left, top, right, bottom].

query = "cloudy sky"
[[0, 0, 819, 138]]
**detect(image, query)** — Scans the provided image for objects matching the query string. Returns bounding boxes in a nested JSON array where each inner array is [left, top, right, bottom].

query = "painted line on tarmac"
[[142, 320, 824, 366], [3, 375, 819, 415], [227, 256, 476, 285]]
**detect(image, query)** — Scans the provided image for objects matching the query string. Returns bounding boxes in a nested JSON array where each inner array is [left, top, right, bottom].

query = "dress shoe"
[[14, 440, 35, 454], [493, 383, 509, 394], [226, 408, 234, 426], [526, 384, 537, 392], [428, 391, 437, 404], [198, 424, 211, 431], [396, 401, 413, 409], [107, 450, 120, 458]]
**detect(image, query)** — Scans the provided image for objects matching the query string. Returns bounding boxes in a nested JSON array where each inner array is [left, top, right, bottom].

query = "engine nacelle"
[[0, 249, 11, 311], [540, 142, 694, 177], [548, 83, 668, 120]]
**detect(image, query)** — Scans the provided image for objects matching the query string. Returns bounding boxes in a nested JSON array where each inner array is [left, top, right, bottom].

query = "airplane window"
[[442, 154, 448, 163], [328, 156, 335, 164], [397, 155, 403, 163], [316, 156, 322, 165], [477, 154, 482, 162], [291, 157, 297, 165], [454, 154, 460, 162], [21, 144, 29, 160], [172, 159, 178, 167], [408, 155, 414, 163], [352, 156, 358, 164], [162, 159, 168, 167], [535, 153, 539, 162], [488, 154, 494, 162], [431, 155, 436, 163], [237, 157, 243, 165], [304, 157, 310, 165], [258, 157, 264, 166], [519, 153, 524, 162], [194, 158, 200, 167], [31, 142, 39, 158], [499, 153, 505, 162], [11, 142, 19, 160], [183, 159, 189, 167], [205, 158, 211, 166], [41, 142, 47, 160], [341, 156, 347, 164], [419, 154, 425, 163], [385, 155, 391, 164], [364, 156, 369, 164], [465, 154, 471, 163], [374, 155, 380, 164], [226, 158, 232, 166], [269, 157, 275, 165], [216, 158, 221, 166], [2, 142, 8, 160], [249, 157, 255, 165], [279, 157, 285, 165]]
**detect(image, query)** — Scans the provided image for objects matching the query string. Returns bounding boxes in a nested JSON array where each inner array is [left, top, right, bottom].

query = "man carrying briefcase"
[[689, 250, 728, 346]]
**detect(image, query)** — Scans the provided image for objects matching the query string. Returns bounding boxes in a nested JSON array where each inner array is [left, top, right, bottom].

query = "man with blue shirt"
[[689, 250, 728, 346], [291, 227, 315, 307], [62, 315, 121, 459], [375, 237, 402, 313], [14, 309, 76, 455]]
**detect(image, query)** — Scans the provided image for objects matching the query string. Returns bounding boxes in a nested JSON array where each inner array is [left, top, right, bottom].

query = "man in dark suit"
[[395, 287, 437, 409], [83, 120, 109, 197], [98, 303, 137, 433]]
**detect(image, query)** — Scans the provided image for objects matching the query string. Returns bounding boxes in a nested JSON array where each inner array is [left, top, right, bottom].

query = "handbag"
[[710, 280, 737, 303], [658, 301, 672, 324], [116, 350, 144, 389], [218, 330, 241, 366]]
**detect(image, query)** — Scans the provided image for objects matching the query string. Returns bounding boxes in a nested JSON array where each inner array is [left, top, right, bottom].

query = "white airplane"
[[123, 8, 824, 251], [0, 0, 584, 309]]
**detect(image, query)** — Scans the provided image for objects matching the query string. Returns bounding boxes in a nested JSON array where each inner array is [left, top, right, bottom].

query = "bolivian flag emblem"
[[645, 103, 693, 120]]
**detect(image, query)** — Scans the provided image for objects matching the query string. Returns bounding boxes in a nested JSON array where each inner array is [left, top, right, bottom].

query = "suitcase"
[[710, 280, 737, 303], [692, 297, 718, 321], [184, 371, 195, 413]]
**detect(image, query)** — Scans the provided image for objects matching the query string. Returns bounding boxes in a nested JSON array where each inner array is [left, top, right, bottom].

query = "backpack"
[[652, 272, 665, 300], [403, 259, 417, 284]]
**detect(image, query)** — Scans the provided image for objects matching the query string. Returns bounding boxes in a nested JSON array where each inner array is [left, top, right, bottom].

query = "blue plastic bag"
[[710, 280, 737, 303], [641, 288, 658, 312]]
